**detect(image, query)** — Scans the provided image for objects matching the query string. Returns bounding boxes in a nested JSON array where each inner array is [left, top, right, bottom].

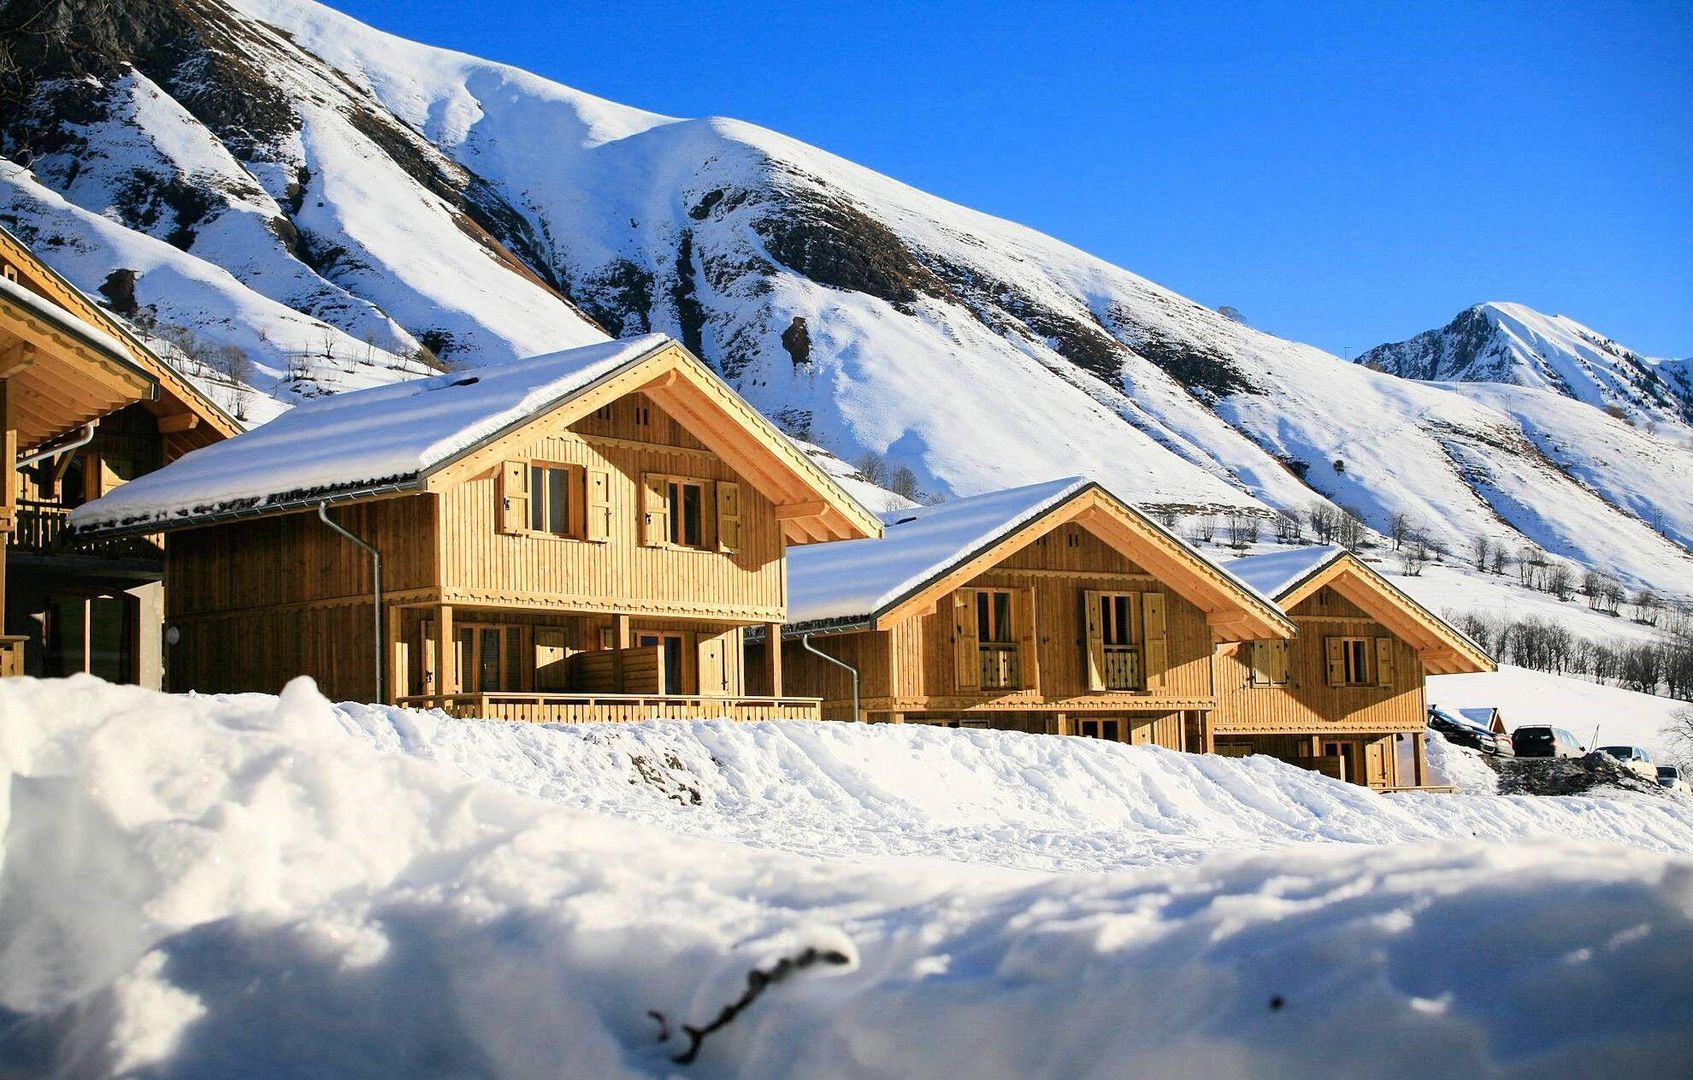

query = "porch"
[[393, 691, 821, 724]]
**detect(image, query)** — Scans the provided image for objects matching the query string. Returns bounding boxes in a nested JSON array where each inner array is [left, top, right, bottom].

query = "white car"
[[1596, 745, 1656, 778], [1658, 765, 1690, 793]]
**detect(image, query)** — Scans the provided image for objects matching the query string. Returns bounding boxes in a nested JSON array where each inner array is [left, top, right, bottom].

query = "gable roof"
[[0, 224, 236, 454], [69, 335, 881, 543], [1222, 546, 1496, 675], [785, 476, 1294, 641]]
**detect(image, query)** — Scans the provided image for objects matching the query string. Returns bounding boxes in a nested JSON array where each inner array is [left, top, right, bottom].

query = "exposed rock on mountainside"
[[2, 0, 1691, 592], [1360, 302, 1693, 428]]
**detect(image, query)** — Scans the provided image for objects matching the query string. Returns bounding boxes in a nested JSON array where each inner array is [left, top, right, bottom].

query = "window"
[[1, 263, 15, 283], [595, 404, 614, 422], [637, 631, 689, 694], [529, 464, 573, 536], [644, 474, 733, 551], [1078, 719, 1121, 742], [668, 478, 706, 547], [975, 589, 1018, 689], [434, 623, 527, 693], [634, 401, 652, 429], [1323, 637, 1395, 688], [1085, 591, 1155, 692]]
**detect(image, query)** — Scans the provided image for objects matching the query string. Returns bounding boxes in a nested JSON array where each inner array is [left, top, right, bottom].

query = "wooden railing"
[[0, 635, 26, 678], [393, 692, 823, 725], [1102, 645, 1142, 690], [978, 643, 1020, 689], [10, 500, 161, 559]]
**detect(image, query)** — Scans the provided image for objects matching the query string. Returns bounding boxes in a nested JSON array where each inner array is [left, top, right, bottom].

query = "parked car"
[[1510, 726, 1586, 758], [1427, 708, 1511, 756], [1596, 745, 1656, 777], [1657, 765, 1689, 793]]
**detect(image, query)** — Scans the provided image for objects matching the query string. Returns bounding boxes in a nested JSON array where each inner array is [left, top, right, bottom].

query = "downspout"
[[318, 502, 383, 704], [17, 422, 95, 470], [801, 633, 859, 724]]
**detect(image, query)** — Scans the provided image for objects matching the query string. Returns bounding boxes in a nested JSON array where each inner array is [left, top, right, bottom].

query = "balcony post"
[[766, 622, 783, 697]]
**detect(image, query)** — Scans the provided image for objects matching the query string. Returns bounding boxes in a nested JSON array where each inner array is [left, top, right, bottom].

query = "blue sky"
[[335, 0, 1691, 358]]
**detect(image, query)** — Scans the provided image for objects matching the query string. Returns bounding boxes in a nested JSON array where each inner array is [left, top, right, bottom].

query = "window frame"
[[667, 477, 709, 549], [1336, 635, 1374, 686], [527, 461, 582, 539]]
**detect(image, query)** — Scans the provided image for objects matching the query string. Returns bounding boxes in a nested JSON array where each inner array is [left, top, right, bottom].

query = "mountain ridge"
[[2, 0, 1690, 593]]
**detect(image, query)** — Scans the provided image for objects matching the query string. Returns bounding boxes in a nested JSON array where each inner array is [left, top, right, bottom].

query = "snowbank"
[[4, 676, 1692, 1077]]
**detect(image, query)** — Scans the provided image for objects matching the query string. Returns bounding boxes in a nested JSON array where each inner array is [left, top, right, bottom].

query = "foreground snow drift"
[[2, 677, 1692, 1078], [339, 698, 1693, 873]]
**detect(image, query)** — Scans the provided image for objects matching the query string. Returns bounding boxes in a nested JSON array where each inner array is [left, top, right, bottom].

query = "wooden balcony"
[[9, 500, 162, 560], [394, 692, 823, 725]]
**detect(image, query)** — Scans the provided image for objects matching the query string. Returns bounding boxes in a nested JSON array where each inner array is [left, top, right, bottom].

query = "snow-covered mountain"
[[1359, 302, 1693, 430], [3, 0, 1691, 593]]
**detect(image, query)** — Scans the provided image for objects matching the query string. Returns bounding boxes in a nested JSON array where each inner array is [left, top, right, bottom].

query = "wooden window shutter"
[[1375, 637, 1396, 687], [641, 473, 669, 546], [1016, 587, 1039, 690], [1325, 637, 1345, 686], [586, 468, 612, 542], [1249, 641, 1271, 687], [1271, 639, 1290, 685], [1141, 592, 1167, 690], [953, 591, 981, 690], [535, 627, 569, 691], [498, 459, 528, 535], [716, 480, 742, 554], [1083, 590, 1106, 691]]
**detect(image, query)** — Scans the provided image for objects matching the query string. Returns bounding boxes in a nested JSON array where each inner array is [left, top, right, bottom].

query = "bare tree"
[[1190, 514, 1218, 544], [1226, 512, 1260, 550], [1489, 546, 1508, 576], [1307, 504, 1340, 544], [888, 465, 922, 502], [1387, 511, 1412, 552], [1274, 510, 1303, 543], [1634, 590, 1663, 626], [1400, 533, 1431, 576], [1664, 706, 1693, 771], [1471, 534, 1492, 572], [1335, 507, 1368, 552], [853, 451, 888, 487], [1544, 563, 1574, 601]]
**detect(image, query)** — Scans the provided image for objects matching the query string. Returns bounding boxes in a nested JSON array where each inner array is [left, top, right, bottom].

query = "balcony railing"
[[978, 643, 1020, 689], [8, 500, 161, 560], [393, 692, 824, 725], [1103, 645, 1142, 690]]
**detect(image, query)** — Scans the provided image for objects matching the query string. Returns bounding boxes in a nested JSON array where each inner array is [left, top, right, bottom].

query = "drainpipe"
[[801, 633, 859, 724], [18, 422, 96, 470], [318, 502, 382, 703]]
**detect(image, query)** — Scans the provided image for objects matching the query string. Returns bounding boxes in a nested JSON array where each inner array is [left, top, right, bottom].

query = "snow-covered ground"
[[3, 676, 1692, 1077], [1431, 664, 1689, 760]]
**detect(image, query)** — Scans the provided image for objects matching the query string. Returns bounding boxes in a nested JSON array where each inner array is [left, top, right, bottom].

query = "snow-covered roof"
[[0, 271, 136, 364], [786, 478, 1087, 625], [1221, 545, 1345, 600], [1429, 706, 1492, 735], [71, 335, 669, 532], [785, 476, 1284, 630]]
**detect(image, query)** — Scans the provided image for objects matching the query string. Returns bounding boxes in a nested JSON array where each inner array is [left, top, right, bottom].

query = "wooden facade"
[[0, 225, 234, 684], [776, 485, 1293, 748], [91, 339, 880, 722], [1212, 550, 1494, 790]]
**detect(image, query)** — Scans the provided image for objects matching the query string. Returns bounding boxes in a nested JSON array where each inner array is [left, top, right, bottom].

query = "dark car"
[[1428, 708, 1512, 756], [1510, 725, 1586, 758]]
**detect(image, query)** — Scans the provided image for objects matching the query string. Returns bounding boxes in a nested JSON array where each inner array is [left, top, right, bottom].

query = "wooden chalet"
[[1, 225, 235, 683], [1215, 546, 1496, 790], [70, 334, 881, 721], [772, 478, 1294, 747]]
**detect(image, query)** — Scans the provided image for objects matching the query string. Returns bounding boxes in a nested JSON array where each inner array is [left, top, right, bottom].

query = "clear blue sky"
[[334, 0, 1691, 358]]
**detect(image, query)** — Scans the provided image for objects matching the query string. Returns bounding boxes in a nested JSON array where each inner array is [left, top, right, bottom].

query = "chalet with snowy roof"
[[71, 335, 881, 719], [1, 224, 236, 683], [1215, 546, 1496, 790], [772, 478, 1294, 747]]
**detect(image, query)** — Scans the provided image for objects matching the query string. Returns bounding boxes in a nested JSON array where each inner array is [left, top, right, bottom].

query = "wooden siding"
[[437, 393, 785, 620], [167, 496, 438, 617], [1214, 732, 1413, 790], [1213, 586, 1428, 737]]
